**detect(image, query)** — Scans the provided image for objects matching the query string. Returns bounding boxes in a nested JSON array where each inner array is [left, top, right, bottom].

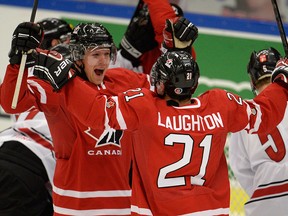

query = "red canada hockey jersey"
[[1, 65, 152, 215], [62, 80, 288, 215]]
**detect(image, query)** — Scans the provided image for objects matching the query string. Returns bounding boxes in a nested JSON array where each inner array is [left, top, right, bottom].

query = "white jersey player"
[[229, 47, 288, 216], [0, 98, 55, 215], [0, 109, 55, 183]]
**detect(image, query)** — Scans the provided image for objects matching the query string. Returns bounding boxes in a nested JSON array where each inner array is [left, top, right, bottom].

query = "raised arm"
[[143, 0, 176, 44], [1, 22, 43, 113]]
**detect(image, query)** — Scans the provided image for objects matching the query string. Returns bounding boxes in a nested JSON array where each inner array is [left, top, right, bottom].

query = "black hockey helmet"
[[37, 18, 73, 49], [247, 47, 281, 93], [69, 22, 117, 63], [151, 51, 199, 100]]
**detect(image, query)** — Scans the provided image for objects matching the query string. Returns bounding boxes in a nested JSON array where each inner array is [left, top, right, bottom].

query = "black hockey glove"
[[9, 22, 43, 67], [271, 58, 288, 85], [119, 0, 158, 67], [161, 17, 198, 54], [33, 48, 77, 91]]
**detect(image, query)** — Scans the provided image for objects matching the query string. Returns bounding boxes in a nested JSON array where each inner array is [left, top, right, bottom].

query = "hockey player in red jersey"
[[229, 47, 288, 216], [1, 22, 152, 215], [0, 19, 71, 216], [32, 50, 288, 215]]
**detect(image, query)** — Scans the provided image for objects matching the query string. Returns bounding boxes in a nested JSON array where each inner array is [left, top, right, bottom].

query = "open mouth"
[[94, 69, 105, 76]]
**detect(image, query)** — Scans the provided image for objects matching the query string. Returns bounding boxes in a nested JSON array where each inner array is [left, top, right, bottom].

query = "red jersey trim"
[[249, 179, 288, 202]]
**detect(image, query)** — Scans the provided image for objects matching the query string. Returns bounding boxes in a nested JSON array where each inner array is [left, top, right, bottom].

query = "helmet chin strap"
[[75, 61, 88, 81], [155, 82, 166, 99]]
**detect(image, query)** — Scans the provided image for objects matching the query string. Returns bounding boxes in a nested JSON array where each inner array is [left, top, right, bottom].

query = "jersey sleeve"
[[119, 68, 152, 90], [1, 64, 62, 115], [105, 68, 152, 91], [143, 0, 176, 45], [208, 85, 288, 135], [1, 65, 39, 113], [246, 83, 288, 134], [63, 77, 141, 132]]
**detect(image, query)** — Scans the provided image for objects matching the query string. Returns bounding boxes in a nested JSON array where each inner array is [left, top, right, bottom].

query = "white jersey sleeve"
[[110, 50, 144, 73]]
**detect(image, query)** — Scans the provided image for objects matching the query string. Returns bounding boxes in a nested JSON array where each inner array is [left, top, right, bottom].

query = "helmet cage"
[[69, 43, 117, 63], [69, 23, 117, 63], [38, 18, 73, 49]]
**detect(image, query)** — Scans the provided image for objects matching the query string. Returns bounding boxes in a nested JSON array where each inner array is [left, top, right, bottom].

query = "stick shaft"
[[30, 0, 39, 22], [11, 0, 39, 109], [271, 0, 288, 56], [11, 54, 27, 109]]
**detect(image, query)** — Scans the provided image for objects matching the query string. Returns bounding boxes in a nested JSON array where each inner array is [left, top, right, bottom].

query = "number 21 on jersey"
[[157, 134, 212, 188]]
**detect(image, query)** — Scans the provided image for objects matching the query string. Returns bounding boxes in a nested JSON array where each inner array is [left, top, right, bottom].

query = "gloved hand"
[[161, 17, 198, 54], [272, 58, 288, 84], [33, 48, 77, 91], [9, 22, 43, 67], [119, 1, 158, 67]]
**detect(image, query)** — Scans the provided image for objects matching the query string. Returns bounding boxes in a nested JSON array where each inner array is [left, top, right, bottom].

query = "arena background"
[[0, 1, 288, 215]]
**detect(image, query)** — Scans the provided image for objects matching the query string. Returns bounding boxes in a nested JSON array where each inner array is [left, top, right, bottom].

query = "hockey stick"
[[271, 0, 288, 56], [11, 0, 39, 109]]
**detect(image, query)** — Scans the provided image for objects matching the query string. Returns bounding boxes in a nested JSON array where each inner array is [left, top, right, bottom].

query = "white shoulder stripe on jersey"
[[53, 185, 131, 198], [131, 205, 152, 216], [54, 205, 131, 216], [27, 79, 47, 104], [248, 99, 262, 134], [111, 96, 127, 130]]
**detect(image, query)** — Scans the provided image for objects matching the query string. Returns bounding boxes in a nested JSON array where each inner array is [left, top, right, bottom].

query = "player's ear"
[[156, 82, 165, 96]]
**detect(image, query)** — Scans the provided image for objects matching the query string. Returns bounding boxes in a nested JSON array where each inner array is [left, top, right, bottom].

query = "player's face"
[[82, 48, 111, 85]]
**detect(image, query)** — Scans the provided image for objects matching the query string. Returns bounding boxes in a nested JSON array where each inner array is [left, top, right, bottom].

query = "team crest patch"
[[174, 88, 183, 95], [165, 59, 173, 68]]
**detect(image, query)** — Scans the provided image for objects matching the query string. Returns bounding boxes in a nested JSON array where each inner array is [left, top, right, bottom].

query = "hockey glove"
[[161, 17, 198, 54], [119, 0, 158, 67], [33, 48, 77, 91], [272, 58, 288, 85], [9, 22, 43, 67]]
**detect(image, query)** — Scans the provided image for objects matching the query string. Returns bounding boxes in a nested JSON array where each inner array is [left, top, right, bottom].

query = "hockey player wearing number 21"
[[32, 49, 288, 215]]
